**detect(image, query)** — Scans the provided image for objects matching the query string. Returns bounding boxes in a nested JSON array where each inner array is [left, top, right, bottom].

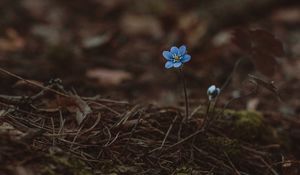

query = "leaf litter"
[[0, 69, 298, 174]]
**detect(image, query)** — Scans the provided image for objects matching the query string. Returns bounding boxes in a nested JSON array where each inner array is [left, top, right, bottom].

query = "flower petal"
[[173, 62, 182, 68], [181, 54, 191, 63], [207, 85, 216, 94], [165, 61, 174, 69], [162, 51, 173, 60], [216, 88, 221, 94], [170, 46, 179, 55], [207, 85, 220, 100], [179, 45, 186, 55]]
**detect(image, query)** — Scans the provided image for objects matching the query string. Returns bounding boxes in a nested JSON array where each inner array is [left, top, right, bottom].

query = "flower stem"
[[201, 100, 211, 129], [180, 68, 189, 121], [206, 101, 211, 117]]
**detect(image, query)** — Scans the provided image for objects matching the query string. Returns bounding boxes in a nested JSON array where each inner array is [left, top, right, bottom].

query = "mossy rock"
[[98, 162, 141, 174], [206, 136, 241, 158], [194, 106, 278, 143], [175, 166, 209, 175], [40, 153, 92, 175], [231, 110, 262, 139], [222, 109, 277, 143]]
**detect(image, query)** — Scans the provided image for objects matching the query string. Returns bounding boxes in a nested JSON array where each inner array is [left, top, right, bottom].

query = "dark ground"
[[0, 0, 300, 174]]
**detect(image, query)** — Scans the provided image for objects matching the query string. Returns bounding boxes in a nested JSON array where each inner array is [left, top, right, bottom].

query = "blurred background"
[[0, 0, 299, 114]]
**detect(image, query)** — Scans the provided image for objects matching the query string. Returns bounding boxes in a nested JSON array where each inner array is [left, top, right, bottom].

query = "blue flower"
[[162, 45, 191, 69], [207, 85, 220, 101]]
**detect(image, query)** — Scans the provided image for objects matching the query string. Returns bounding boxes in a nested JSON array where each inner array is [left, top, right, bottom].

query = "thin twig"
[[224, 151, 241, 175], [160, 114, 178, 148], [122, 111, 143, 153], [0, 67, 69, 98], [164, 128, 204, 152], [50, 117, 56, 146], [257, 156, 279, 175]]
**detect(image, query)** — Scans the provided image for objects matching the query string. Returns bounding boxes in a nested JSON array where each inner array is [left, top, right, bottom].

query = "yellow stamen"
[[173, 55, 180, 62]]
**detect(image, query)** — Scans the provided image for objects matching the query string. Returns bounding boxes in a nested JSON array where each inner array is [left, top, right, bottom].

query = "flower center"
[[173, 55, 181, 62]]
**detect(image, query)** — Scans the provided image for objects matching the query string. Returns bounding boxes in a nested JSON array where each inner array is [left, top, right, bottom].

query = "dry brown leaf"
[[272, 7, 300, 24], [282, 60, 300, 79], [86, 68, 132, 86], [0, 29, 25, 52], [13, 79, 44, 89], [233, 28, 284, 56], [120, 14, 163, 39], [14, 166, 34, 175], [179, 12, 208, 48], [250, 29, 284, 57], [233, 28, 284, 77], [21, 0, 51, 18], [251, 50, 279, 77], [232, 28, 252, 52], [56, 95, 92, 125]]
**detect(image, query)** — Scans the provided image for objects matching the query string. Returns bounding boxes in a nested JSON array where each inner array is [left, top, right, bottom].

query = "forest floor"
[[0, 0, 300, 174]]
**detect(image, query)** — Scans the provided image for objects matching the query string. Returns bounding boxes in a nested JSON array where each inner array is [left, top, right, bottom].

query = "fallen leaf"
[[21, 0, 51, 18], [115, 165, 139, 173], [56, 95, 92, 125], [272, 7, 300, 24], [13, 79, 44, 90], [120, 14, 163, 39], [247, 98, 259, 111], [251, 49, 279, 77], [31, 25, 65, 45], [0, 29, 25, 52], [82, 33, 112, 48], [179, 12, 208, 48], [86, 68, 132, 86], [282, 60, 300, 79], [232, 28, 284, 77], [232, 28, 252, 52], [250, 29, 284, 57], [14, 166, 34, 175]]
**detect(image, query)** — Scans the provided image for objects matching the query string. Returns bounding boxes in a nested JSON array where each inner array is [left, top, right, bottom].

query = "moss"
[[174, 166, 191, 175], [175, 166, 205, 175], [233, 110, 263, 140], [41, 154, 92, 175], [98, 163, 141, 174], [206, 136, 241, 158], [195, 107, 279, 144], [40, 166, 56, 175], [219, 109, 279, 143], [221, 110, 263, 139]]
